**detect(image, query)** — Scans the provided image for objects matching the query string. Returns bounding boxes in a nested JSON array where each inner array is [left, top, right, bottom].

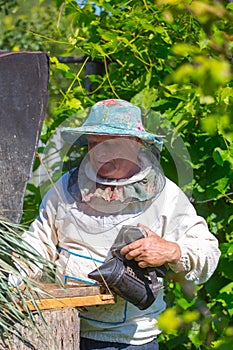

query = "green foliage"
[[0, 0, 16, 15], [0, 0, 232, 347], [0, 218, 57, 345]]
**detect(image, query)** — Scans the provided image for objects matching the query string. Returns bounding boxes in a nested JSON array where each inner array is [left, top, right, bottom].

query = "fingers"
[[119, 224, 181, 267], [120, 223, 158, 257], [119, 224, 162, 267], [137, 223, 159, 237], [120, 244, 153, 268], [138, 261, 148, 268], [120, 240, 141, 258]]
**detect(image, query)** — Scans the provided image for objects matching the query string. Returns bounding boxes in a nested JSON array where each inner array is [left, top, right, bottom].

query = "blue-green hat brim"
[[61, 125, 164, 152]]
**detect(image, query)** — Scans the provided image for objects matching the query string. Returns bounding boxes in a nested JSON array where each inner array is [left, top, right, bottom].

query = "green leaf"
[[188, 322, 202, 349], [172, 43, 200, 56], [226, 3, 233, 11], [50, 56, 71, 73], [211, 176, 229, 193], [97, 28, 118, 43], [217, 86, 233, 106], [65, 98, 82, 109], [219, 282, 233, 294], [213, 147, 225, 166], [201, 115, 218, 135], [228, 215, 233, 225], [131, 87, 159, 110], [176, 297, 195, 310], [158, 307, 181, 334], [213, 147, 233, 166], [217, 283, 233, 316]]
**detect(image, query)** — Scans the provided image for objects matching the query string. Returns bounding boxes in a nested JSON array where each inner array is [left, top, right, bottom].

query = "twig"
[[104, 56, 120, 98], [195, 192, 233, 204]]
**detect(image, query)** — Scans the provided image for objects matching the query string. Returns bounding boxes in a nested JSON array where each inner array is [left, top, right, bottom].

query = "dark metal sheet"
[[0, 52, 49, 222]]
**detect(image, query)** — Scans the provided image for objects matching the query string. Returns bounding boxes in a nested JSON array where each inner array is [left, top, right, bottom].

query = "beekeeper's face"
[[87, 135, 142, 180]]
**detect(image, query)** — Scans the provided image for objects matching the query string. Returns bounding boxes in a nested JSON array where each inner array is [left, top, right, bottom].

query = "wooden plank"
[[20, 283, 115, 311], [34, 282, 111, 298], [26, 293, 115, 311]]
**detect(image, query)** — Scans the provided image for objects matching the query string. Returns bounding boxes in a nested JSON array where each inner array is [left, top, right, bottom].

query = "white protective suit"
[[22, 153, 220, 345]]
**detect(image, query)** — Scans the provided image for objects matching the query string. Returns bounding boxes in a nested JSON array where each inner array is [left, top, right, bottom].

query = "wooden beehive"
[[0, 52, 115, 350], [0, 282, 114, 350]]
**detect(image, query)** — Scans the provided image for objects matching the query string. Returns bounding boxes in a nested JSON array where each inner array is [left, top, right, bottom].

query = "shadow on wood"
[[0, 283, 115, 350], [0, 51, 49, 223], [0, 308, 80, 350]]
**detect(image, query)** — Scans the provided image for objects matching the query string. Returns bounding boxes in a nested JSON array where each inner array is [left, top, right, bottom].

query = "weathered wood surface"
[[23, 282, 115, 310], [0, 53, 113, 349], [0, 51, 49, 223], [0, 283, 115, 350], [0, 308, 80, 350]]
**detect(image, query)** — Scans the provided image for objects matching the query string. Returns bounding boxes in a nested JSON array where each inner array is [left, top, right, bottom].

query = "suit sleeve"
[[162, 179, 221, 284]]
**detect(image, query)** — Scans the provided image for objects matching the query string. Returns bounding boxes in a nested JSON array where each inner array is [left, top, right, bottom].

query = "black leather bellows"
[[88, 250, 166, 310]]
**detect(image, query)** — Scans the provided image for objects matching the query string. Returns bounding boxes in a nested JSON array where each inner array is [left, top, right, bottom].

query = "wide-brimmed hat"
[[61, 99, 163, 151]]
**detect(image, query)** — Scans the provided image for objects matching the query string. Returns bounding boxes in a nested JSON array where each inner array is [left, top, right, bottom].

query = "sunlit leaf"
[[158, 307, 181, 334], [188, 322, 202, 349]]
